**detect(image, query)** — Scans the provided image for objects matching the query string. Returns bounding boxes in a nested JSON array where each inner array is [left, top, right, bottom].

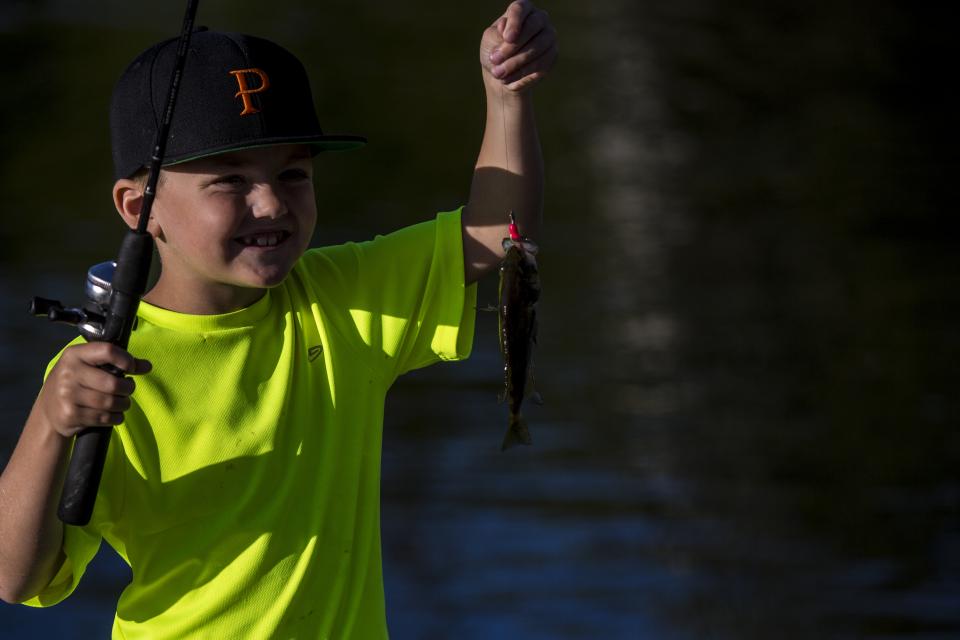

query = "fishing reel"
[[30, 261, 118, 342]]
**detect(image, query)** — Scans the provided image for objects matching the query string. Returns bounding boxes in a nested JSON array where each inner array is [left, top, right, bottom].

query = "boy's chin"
[[232, 240, 305, 286], [242, 267, 292, 289], [234, 254, 300, 288]]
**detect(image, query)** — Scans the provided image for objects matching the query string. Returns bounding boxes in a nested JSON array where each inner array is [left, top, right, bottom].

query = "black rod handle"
[[55, 232, 152, 525], [57, 427, 113, 525], [55, 232, 151, 525]]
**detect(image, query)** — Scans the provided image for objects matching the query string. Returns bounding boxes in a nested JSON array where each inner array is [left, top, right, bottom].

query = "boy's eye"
[[280, 168, 310, 182], [215, 174, 246, 186]]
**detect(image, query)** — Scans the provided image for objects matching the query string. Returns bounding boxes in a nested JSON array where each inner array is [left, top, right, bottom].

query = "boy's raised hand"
[[481, 1, 558, 93], [37, 343, 151, 439]]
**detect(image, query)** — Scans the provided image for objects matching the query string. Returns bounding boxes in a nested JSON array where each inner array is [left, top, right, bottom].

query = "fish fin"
[[501, 413, 533, 452], [525, 366, 543, 405]]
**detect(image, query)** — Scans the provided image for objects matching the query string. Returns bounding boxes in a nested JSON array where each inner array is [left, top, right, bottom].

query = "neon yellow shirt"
[[25, 209, 476, 639]]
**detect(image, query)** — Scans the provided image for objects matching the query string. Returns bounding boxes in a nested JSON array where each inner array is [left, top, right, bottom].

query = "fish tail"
[[501, 413, 533, 452]]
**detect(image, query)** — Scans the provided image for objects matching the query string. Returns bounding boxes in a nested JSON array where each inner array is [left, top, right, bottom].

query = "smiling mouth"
[[235, 231, 292, 248]]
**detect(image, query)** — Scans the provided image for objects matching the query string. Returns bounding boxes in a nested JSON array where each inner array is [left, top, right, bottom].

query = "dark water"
[[2, 1, 958, 638]]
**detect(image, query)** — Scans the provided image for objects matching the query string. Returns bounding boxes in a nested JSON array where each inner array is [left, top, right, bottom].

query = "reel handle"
[[29, 297, 61, 317], [30, 297, 87, 324]]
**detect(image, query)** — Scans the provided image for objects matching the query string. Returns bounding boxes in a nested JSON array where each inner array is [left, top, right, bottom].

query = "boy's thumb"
[[132, 358, 153, 375]]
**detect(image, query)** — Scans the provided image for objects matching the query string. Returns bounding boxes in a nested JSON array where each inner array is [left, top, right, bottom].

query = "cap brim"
[[162, 134, 367, 167]]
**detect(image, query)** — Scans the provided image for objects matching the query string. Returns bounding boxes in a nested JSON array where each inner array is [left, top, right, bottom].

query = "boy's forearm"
[[472, 81, 543, 232], [465, 81, 544, 274], [0, 404, 69, 603]]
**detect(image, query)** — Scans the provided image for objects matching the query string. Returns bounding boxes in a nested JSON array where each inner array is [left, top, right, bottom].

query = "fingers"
[[73, 386, 133, 413], [69, 386, 131, 426], [486, 3, 557, 92], [502, 0, 535, 43], [73, 342, 151, 376], [68, 407, 126, 427], [64, 342, 148, 405], [491, 26, 557, 85], [494, 5, 548, 61], [42, 343, 150, 436], [44, 377, 130, 434], [78, 365, 137, 396]]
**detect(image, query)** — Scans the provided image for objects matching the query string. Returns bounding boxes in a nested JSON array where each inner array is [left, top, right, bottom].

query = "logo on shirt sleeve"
[[308, 345, 323, 362]]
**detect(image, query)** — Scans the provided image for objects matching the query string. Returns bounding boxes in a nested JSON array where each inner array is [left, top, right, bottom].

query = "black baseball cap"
[[110, 28, 366, 180]]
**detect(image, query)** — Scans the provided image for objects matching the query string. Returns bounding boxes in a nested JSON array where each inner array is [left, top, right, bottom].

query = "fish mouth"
[[502, 238, 539, 255], [234, 230, 292, 248]]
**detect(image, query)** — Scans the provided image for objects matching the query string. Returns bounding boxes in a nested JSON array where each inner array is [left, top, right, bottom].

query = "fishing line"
[[502, 78, 509, 178], [501, 32, 517, 236]]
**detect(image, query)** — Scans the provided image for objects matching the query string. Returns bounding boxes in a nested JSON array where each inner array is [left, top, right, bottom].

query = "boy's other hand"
[[481, 1, 558, 93], [37, 343, 152, 439]]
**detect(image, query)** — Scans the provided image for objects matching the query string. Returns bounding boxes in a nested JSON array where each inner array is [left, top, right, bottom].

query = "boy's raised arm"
[[463, 0, 557, 284]]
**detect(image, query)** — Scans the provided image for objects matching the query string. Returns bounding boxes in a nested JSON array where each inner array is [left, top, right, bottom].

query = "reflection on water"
[[638, 2, 959, 637], [2, 1, 958, 638]]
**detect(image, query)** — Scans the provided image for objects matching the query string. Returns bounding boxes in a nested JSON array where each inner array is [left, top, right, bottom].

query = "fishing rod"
[[29, 0, 200, 526]]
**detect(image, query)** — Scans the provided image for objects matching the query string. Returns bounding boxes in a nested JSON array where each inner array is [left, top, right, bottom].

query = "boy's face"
[[149, 144, 318, 302]]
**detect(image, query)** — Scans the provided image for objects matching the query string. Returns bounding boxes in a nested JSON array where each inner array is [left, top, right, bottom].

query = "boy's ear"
[[113, 179, 159, 235]]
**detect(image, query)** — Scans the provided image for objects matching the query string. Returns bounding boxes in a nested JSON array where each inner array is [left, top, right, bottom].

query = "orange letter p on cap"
[[229, 68, 271, 116]]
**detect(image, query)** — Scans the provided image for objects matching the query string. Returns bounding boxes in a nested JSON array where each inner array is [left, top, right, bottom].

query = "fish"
[[498, 212, 541, 451]]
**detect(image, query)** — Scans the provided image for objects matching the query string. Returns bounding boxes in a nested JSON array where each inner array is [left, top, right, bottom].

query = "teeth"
[[240, 232, 284, 247]]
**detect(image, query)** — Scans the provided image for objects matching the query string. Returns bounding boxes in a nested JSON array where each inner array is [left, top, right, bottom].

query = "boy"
[[0, 1, 556, 638]]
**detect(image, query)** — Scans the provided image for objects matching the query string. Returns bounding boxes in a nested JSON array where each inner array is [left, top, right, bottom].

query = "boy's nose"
[[250, 184, 288, 219]]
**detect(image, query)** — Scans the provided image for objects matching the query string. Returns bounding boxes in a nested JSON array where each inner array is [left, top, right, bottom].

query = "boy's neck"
[[143, 279, 267, 315]]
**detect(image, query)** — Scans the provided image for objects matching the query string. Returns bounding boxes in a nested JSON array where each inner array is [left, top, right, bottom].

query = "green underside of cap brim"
[[162, 135, 367, 167]]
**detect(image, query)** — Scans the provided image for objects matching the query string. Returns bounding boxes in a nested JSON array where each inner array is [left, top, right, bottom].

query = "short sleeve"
[[300, 208, 477, 381], [21, 523, 102, 607]]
